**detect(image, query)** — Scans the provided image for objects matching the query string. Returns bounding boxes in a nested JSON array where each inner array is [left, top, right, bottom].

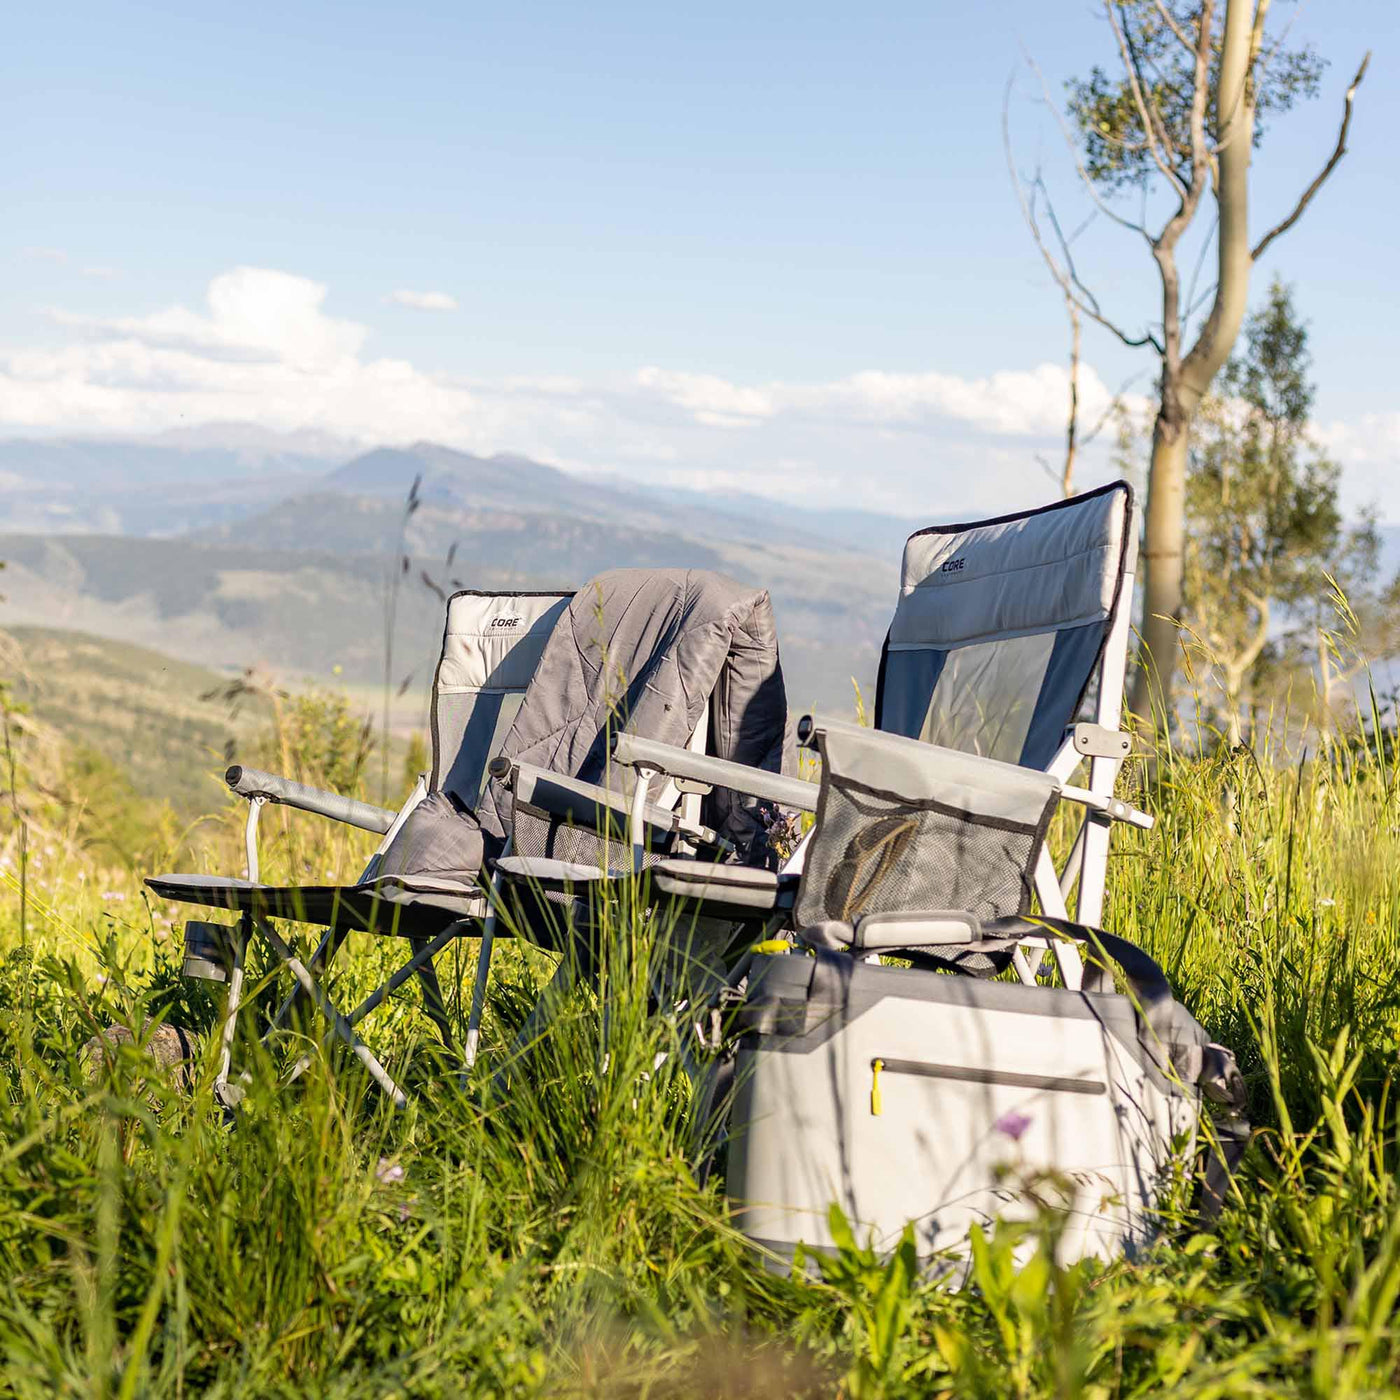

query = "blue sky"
[[2, 1, 1395, 516]]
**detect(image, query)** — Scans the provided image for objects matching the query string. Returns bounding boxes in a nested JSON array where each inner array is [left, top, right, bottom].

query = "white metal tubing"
[[1012, 946, 1042, 987], [1046, 736, 1083, 784], [629, 764, 658, 869], [1077, 571, 1134, 925], [268, 925, 338, 1034], [1058, 819, 1089, 901], [1033, 848, 1084, 990], [258, 920, 408, 1109], [213, 916, 249, 1103], [244, 796, 265, 883], [1060, 785, 1152, 829]]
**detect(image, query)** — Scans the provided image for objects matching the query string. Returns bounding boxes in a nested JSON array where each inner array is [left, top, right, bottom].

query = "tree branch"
[[1251, 52, 1371, 263], [1238, 588, 1272, 674], [1003, 75, 1164, 353], [1105, 1, 1188, 198], [1020, 48, 1153, 239], [1082, 369, 1149, 450], [1150, 0, 1195, 54]]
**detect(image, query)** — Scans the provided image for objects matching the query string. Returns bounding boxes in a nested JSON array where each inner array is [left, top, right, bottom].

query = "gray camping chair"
[[146, 588, 573, 1108], [476, 568, 792, 1064], [146, 570, 789, 1107], [606, 482, 1152, 985]]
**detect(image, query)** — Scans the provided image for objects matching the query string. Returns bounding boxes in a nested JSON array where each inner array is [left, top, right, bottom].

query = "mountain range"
[[0, 427, 929, 714]]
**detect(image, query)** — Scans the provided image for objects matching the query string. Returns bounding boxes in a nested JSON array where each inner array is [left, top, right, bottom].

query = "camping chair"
[[146, 588, 574, 1108], [145, 570, 787, 1108], [477, 567, 793, 1069], [605, 481, 1150, 981], [724, 714, 1247, 1267]]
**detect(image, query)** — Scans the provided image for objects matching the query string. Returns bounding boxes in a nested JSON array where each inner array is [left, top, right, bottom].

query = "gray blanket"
[[379, 567, 789, 885]]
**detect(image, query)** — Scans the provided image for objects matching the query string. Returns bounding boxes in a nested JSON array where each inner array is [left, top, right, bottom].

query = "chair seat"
[[652, 859, 796, 916], [493, 856, 632, 892], [145, 873, 487, 937]]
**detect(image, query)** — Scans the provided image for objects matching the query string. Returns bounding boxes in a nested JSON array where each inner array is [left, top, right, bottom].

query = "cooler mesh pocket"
[[795, 774, 1047, 927]]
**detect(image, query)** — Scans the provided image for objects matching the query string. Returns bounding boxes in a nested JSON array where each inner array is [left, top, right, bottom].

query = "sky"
[[1, 1, 1396, 518]]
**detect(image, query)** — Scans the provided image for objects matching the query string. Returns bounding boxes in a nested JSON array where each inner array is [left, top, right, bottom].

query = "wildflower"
[[994, 1110, 1032, 1142], [375, 1158, 405, 1184]]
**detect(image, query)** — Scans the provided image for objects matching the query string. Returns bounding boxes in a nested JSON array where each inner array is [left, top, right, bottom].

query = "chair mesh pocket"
[[795, 776, 1047, 927]]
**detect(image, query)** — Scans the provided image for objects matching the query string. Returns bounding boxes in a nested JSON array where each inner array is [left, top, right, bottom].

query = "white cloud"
[[634, 362, 1122, 438], [1318, 413, 1400, 518], [0, 264, 1392, 519], [389, 289, 458, 312], [21, 247, 67, 264]]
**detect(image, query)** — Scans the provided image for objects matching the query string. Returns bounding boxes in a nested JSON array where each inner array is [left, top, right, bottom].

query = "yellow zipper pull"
[[871, 1058, 884, 1116], [750, 939, 792, 955]]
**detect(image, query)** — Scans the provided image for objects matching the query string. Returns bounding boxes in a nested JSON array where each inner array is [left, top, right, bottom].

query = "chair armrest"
[[1059, 784, 1154, 830], [488, 759, 729, 852], [609, 733, 818, 813], [224, 764, 397, 835]]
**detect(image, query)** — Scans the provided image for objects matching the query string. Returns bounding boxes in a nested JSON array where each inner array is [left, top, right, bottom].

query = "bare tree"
[[1010, 2, 1369, 717]]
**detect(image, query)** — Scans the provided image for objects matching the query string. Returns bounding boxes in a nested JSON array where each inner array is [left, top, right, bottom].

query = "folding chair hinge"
[[1072, 723, 1133, 760], [674, 776, 713, 797]]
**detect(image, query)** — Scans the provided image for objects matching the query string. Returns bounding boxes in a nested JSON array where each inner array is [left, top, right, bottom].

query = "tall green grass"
[[4, 705, 1400, 1396]]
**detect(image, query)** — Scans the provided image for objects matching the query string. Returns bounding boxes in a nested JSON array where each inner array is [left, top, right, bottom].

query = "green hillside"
[[4, 626, 266, 818]]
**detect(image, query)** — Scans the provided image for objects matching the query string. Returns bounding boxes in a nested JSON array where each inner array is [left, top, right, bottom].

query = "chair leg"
[[213, 914, 250, 1108], [257, 920, 408, 1109], [462, 929, 494, 1074], [463, 868, 508, 1077], [410, 934, 457, 1051], [268, 923, 351, 1035]]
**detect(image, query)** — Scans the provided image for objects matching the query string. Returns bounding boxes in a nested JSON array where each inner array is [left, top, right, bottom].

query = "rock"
[[81, 1020, 200, 1088]]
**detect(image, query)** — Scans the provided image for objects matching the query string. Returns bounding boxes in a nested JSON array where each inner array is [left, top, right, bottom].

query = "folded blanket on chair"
[[379, 568, 790, 884]]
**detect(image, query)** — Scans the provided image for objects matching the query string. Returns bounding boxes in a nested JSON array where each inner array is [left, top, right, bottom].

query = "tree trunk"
[[1129, 0, 1260, 723], [1134, 413, 1192, 724]]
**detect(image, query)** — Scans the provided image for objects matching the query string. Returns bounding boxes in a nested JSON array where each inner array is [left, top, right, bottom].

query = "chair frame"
[[605, 495, 1151, 993]]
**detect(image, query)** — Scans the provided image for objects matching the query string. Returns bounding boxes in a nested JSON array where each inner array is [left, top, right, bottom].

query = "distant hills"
[[0, 428, 925, 711], [5, 626, 267, 819]]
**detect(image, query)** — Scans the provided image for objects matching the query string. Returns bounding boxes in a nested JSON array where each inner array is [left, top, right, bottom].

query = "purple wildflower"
[[994, 1110, 1032, 1142]]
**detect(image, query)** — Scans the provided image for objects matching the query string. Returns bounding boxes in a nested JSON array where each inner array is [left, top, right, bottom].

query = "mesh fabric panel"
[[915, 632, 1054, 763], [795, 772, 1047, 927]]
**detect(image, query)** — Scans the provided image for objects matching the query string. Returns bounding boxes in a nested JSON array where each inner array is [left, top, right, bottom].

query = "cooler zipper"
[[869, 1056, 1106, 1114]]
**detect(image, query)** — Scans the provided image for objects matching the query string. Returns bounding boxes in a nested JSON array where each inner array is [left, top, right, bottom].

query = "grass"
[[3, 693, 1400, 1396]]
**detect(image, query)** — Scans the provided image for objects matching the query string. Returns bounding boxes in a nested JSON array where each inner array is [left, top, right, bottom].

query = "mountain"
[[0, 429, 930, 554], [0, 430, 907, 711], [0, 426, 349, 536]]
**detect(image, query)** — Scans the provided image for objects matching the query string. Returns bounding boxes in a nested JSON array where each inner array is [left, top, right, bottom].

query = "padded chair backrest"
[[795, 718, 1061, 925], [431, 590, 573, 808], [875, 483, 1135, 770]]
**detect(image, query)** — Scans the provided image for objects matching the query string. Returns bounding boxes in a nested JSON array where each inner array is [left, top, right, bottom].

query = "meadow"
[[3, 672, 1400, 1397]]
